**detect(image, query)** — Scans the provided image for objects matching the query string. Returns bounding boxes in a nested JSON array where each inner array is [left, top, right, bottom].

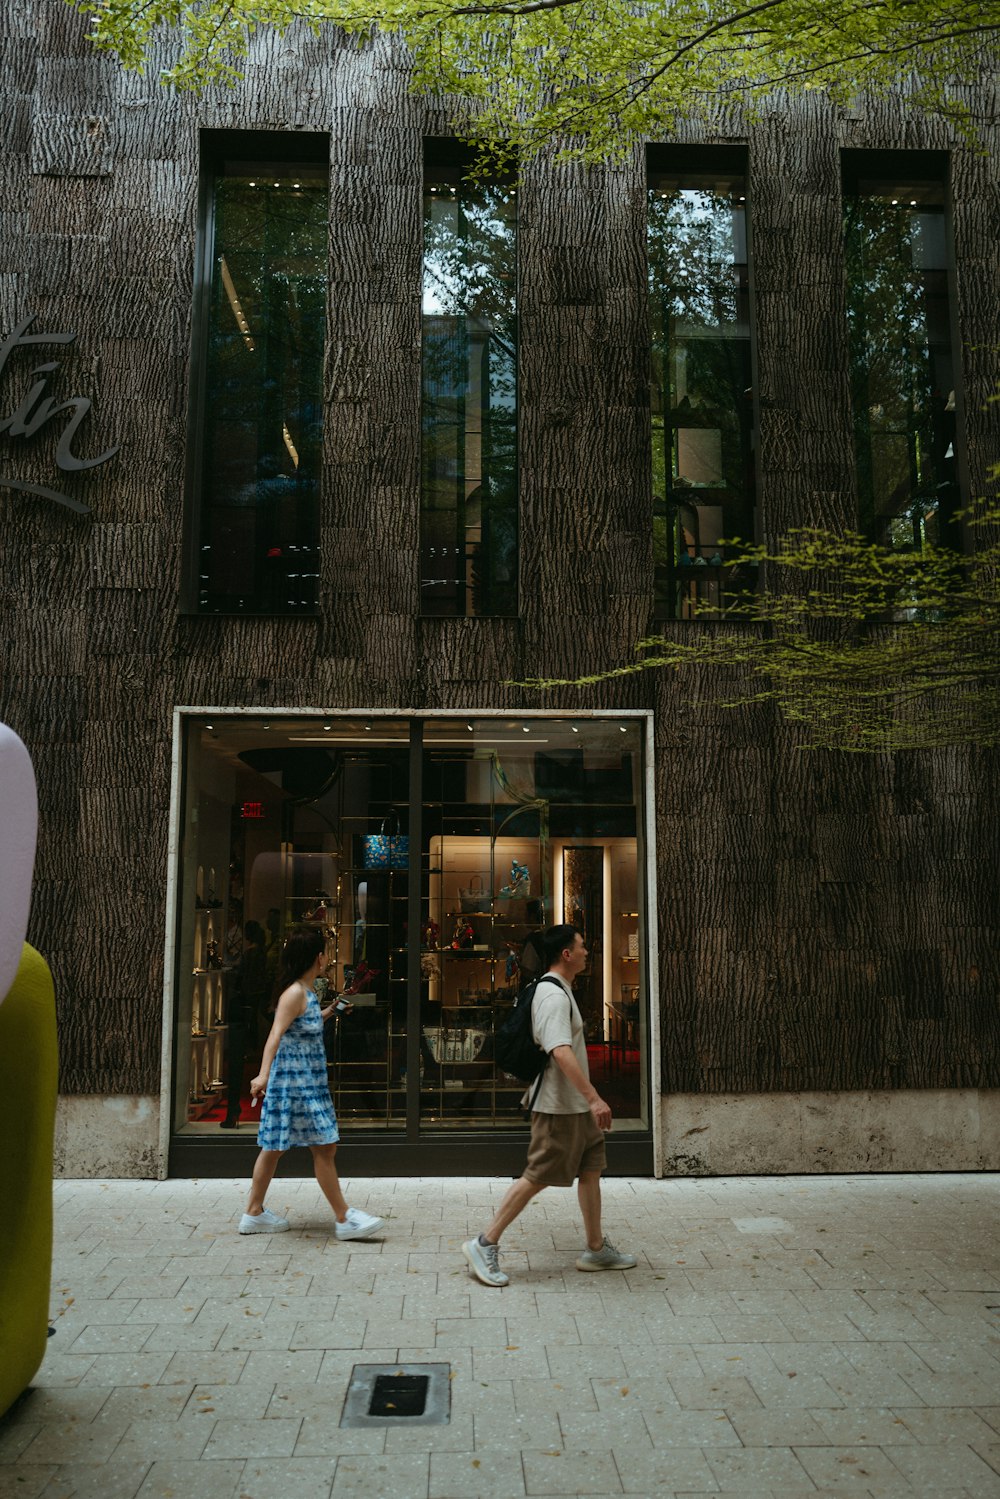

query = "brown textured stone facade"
[[1, 0, 998, 1173]]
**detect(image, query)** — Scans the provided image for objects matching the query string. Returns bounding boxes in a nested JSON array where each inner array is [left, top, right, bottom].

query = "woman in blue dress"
[[240, 926, 385, 1241]]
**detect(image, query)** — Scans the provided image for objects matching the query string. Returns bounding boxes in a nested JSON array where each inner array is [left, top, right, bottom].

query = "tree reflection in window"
[[844, 163, 960, 552], [195, 147, 327, 614], [648, 156, 756, 621], [421, 147, 517, 618]]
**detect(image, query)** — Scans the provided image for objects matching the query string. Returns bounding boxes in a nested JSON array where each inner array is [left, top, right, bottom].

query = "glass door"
[[418, 719, 647, 1131], [174, 717, 411, 1137]]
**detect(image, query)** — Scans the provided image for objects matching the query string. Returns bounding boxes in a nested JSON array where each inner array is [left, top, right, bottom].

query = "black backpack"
[[494, 977, 547, 1084], [494, 975, 570, 1112]]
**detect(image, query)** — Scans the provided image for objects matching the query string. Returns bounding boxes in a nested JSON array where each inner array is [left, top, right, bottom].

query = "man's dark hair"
[[542, 924, 584, 968], [244, 920, 265, 945]]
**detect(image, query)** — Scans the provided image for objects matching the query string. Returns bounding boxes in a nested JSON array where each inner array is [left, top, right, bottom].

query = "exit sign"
[[241, 801, 265, 820]]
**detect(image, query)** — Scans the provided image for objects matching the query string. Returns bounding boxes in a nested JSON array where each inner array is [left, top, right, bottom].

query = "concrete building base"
[[662, 1089, 1000, 1175], [54, 1096, 161, 1178], [51, 1089, 999, 1178]]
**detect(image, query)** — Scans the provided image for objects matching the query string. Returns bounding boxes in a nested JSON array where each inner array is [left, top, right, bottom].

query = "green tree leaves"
[[70, 0, 999, 162], [521, 505, 1000, 751]]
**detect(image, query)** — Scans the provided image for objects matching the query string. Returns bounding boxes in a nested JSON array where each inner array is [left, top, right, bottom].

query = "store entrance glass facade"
[[170, 714, 652, 1175]]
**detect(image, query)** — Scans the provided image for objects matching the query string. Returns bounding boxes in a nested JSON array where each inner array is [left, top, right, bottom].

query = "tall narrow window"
[[843, 153, 960, 550], [188, 132, 328, 614], [648, 150, 755, 620], [421, 144, 518, 617]]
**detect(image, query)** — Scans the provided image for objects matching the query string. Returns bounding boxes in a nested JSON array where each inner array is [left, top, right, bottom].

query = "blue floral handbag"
[[362, 814, 409, 870]]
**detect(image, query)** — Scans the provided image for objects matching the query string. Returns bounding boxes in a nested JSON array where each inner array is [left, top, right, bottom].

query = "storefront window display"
[[174, 717, 649, 1150]]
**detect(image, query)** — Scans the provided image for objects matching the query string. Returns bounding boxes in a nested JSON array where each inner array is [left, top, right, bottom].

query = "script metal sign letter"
[[0, 313, 121, 515]]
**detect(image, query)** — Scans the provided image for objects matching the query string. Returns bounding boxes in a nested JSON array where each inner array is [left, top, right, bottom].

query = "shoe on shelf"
[[462, 1235, 509, 1288], [576, 1236, 637, 1272], [239, 1206, 289, 1234], [335, 1207, 386, 1242]]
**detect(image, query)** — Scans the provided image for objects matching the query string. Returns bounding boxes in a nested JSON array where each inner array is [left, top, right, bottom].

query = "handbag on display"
[[361, 812, 409, 869], [459, 874, 492, 913], [423, 1025, 488, 1064]]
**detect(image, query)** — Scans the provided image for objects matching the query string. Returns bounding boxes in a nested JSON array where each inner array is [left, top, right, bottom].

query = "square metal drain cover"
[[340, 1362, 451, 1427]]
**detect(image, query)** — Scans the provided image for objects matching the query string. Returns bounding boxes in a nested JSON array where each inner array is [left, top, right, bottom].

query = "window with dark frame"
[[843, 151, 962, 553], [187, 131, 329, 615], [648, 147, 757, 622], [421, 143, 518, 618], [175, 716, 648, 1138]]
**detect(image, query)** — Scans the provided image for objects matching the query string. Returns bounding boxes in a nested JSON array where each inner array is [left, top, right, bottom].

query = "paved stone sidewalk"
[[2, 1174, 998, 1498]]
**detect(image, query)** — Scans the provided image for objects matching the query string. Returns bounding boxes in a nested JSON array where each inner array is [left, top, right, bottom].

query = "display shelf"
[[328, 977, 527, 1121], [263, 828, 641, 1127], [187, 1031, 225, 1119], [185, 862, 230, 1123], [325, 1003, 401, 1123], [427, 836, 541, 995], [618, 908, 640, 964]]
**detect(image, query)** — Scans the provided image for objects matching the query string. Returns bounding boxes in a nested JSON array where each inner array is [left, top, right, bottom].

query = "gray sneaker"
[[239, 1206, 289, 1235], [576, 1236, 637, 1272], [463, 1235, 509, 1287]]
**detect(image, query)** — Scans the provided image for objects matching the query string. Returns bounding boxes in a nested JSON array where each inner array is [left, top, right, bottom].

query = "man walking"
[[463, 924, 637, 1287]]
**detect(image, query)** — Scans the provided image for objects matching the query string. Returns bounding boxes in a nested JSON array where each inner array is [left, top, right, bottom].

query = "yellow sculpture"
[[0, 724, 57, 1415]]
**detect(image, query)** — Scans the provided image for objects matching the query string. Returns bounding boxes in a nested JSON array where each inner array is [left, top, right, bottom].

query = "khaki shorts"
[[524, 1110, 607, 1188]]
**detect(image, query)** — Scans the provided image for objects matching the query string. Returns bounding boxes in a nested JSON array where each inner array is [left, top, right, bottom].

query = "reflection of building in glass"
[[192, 135, 329, 614], [843, 154, 960, 553], [421, 145, 518, 618], [648, 147, 757, 621]]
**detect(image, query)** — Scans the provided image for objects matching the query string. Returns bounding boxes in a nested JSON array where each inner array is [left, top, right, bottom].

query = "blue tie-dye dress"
[[257, 987, 339, 1150]]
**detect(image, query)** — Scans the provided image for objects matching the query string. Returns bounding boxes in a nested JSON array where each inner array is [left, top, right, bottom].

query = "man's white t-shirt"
[[527, 972, 590, 1114]]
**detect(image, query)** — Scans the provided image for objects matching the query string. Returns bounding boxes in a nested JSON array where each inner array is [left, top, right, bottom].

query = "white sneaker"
[[239, 1206, 289, 1234], [335, 1207, 386, 1241]]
